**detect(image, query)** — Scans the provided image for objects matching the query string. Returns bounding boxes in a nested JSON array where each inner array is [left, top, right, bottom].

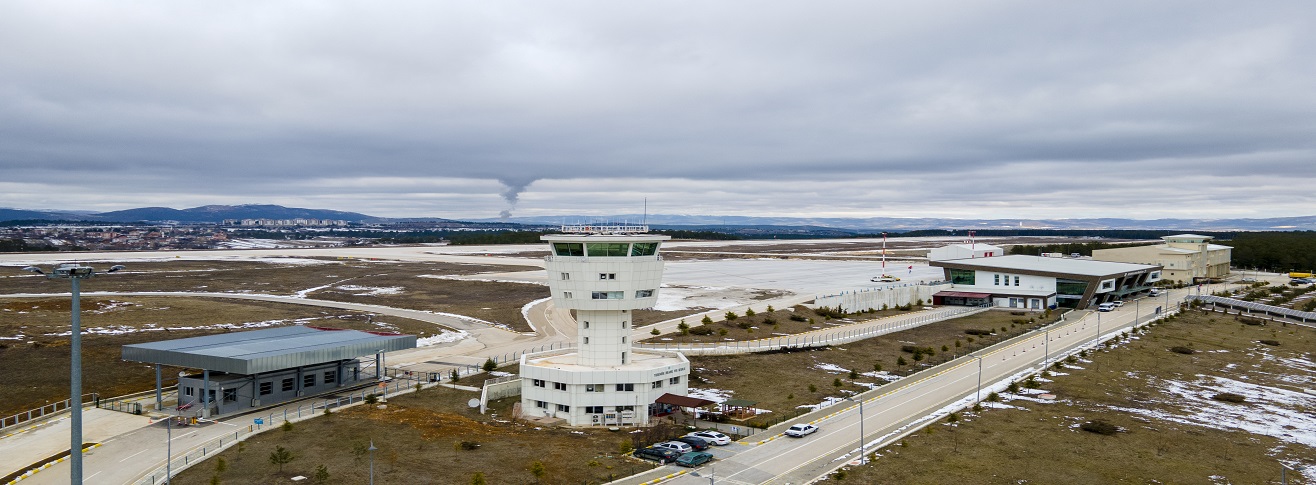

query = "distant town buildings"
[[223, 218, 350, 227]]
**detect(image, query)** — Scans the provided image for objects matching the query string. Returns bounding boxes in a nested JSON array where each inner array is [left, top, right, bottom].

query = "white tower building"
[[519, 225, 689, 426]]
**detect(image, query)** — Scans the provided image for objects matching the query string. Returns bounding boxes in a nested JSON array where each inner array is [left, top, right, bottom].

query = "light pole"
[[164, 415, 172, 484], [1281, 462, 1306, 485], [23, 263, 124, 484], [369, 441, 378, 485], [1043, 329, 1049, 368], [975, 355, 983, 403], [843, 397, 866, 464]]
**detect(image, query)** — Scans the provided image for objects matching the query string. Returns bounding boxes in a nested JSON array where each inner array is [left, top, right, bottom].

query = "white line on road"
[[120, 449, 149, 462]]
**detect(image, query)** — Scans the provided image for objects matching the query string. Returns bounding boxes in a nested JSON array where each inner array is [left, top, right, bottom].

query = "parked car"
[[653, 441, 694, 454], [1149, 289, 1162, 296], [675, 451, 715, 468], [1112, 300, 1125, 307], [784, 423, 819, 437], [685, 430, 732, 446], [871, 275, 901, 282], [634, 447, 681, 463], [673, 436, 711, 451], [1097, 302, 1116, 312]]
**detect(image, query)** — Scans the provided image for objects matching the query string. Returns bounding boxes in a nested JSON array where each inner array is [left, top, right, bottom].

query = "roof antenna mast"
[[642, 197, 647, 226]]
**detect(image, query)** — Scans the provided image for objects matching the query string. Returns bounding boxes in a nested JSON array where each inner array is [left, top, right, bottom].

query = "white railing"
[[634, 305, 990, 356], [1, 393, 99, 431]]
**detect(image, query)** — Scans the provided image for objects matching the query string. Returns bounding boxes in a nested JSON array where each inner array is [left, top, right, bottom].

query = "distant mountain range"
[[1, 205, 1314, 231]]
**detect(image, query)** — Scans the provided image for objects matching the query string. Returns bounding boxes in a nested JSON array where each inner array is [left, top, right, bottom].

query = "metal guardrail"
[[633, 305, 991, 356], [0, 393, 99, 432]]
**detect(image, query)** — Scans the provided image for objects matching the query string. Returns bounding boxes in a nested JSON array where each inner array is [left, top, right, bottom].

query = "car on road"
[[871, 275, 901, 282], [784, 423, 819, 437], [673, 436, 711, 451], [685, 430, 732, 446], [1097, 302, 1116, 312], [1149, 288, 1162, 296], [653, 441, 694, 454], [1112, 300, 1125, 307], [675, 451, 715, 467], [634, 447, 681, 463]]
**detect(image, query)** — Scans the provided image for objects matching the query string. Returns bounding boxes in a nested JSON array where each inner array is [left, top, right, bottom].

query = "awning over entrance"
[[933, 291, 992, 298], [655, 393, 716, 408]]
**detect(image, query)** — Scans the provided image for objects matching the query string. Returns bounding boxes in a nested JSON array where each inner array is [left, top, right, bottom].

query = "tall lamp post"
[[843, 397, 866, 464], [368, 441, 378, 485], [23, 263, 124, 484]]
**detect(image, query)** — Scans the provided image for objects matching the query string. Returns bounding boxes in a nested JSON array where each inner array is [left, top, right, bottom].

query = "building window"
[[1014, 276, 1020, 286], [669, 376, 681, 385], [533, 379, 545, 387], [561, 272, 570, 280], [259, 382, 273, 396], [622, 321, 628, 328], [552, 243, 584, 256], [583, 321, 589, 329], [586, 243, 630, 257], [950, 269, 975, 285], [563, 291, 573, 299], [617, 405, 635, 412], [994, 274, 1000, 285], [553, 382, 567, 391], [223, 388, 237, 403], [303, 374, 316, 388], [636, 289, 654, 298], [615, 383, 635, 391], [591, 291, 624, 299], [535, 400, 547, 409], [586, 384, 604, 392], [557, 404, 570, 412], [584, 337, 590, 344], [631, 242, 659, 256], [621, 336, 626, 343], [184, 387, 194, 396], [600, 273, 617, 280], [281, 378, 294, 392], [652, 380, 663, 389], [325, 370, 337, 384], [585, 406, 604, 413], [621, 352, 626, 364]]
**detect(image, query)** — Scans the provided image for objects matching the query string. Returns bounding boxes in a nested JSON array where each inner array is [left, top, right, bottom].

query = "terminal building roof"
[[933, 254, 1159, 277], [122, 325, 416, 375]]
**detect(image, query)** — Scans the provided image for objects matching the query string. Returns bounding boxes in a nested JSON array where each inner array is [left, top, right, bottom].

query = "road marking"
[[120, 449, 150, 462]]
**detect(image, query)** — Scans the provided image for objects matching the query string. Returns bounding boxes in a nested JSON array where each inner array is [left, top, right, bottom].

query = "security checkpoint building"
[[122, 325, 415, 417], [520, 225, 690, 426]]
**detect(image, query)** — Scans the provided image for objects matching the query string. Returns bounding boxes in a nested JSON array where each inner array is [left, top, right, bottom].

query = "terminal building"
[[519, 225, 690, 427], [930, 254, 1163, 310], [1092, 234, 1231, 284], [122, 325, 415, 417]]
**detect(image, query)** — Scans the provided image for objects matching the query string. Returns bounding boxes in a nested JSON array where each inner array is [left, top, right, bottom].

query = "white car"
[[1112, 300, 1125, 307], [653, 441, 693, 454], [870, 275, 900, 282], [1097, 302, 1116, 312], [784, 424, 819, 437], [685, 430, 732, 446]]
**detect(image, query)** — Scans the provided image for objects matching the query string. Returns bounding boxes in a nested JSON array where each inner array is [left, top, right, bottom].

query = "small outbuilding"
[[122, 325, 415, 417]]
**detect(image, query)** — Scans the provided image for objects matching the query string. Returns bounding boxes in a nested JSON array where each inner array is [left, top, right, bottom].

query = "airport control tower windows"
[[587, 243, 630, 256], [553, 243, 585, 256], [631, 242, 659, 256]]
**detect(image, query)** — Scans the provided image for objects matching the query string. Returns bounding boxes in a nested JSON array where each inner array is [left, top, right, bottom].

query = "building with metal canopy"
[[930, 254, 1163, 310], [122, 325, 415, 417]]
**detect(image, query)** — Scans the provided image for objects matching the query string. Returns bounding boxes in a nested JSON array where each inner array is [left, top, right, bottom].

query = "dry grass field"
[[832, 311, 1316, 484], [0, 258, 548, 332], [0, 296, 444, 416], [171, 384, 660, 485], [641, 305, 917, 344], [686, 309, 1058, 427]]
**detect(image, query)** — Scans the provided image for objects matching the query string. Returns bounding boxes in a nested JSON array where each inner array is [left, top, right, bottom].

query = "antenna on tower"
[[642, 198, 647, 226]]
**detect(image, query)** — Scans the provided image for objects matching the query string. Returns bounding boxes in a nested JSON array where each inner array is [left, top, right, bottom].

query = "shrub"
[[763, 316, 777, 325], [472, 472, 487, 485], [725, 311, 739, 321], [986, 392, 1001, 402], [1080, 420, 1119, 435], [1025, 376, 1039, 388], [942, 345, 950, 352], [1239, 317, 1264, 326], [833, 378, 843, 387], [282, 421, 294, 432], [913, 353, 924, 362], [1007, 381, 1020, 393], [873, 363, 883, 372], [766, 305, 775, 312], [789, 314, 807, 322], [896, 356, 907, 366], [1259, 339, 1280, 346], [718, 329, 728, 336], [455, 440, 481, 451], [677, 320, 690, 331], [849, 369, 859, 379], [1169, 346, 1195, 355], [689, 326, 714, 336], [964, 329, 993, 336], [946, 412, 959, 423], [314, 464, 330, 483], [365, 393, 378, 404], [1212, 392, 1247, 404], [651, 328, 660, 335], [618, 440, 634, 454], [483, 357, 497, 372], [702, 315, 714, 325], [745, 308, 756, 317], [808, 384, 817, 393]]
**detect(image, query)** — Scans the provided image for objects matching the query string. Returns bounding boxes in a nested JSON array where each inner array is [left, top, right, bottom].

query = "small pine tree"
[[873, 363, 883, 372], [471, 472, 487, 485], [745, 308, 756, 317], [529, 460, 547, 482], [483, 358, 497, 372], [973, 402, 982, 412], [955, 340, 961, 348], [833, 377, 843, 387], [619, 439, 634, 454], [987, 391, 1001, 402], [702, 315, 714, 325], [942, 345, 949, 352], [1007, 381, 1020, 393], [897, 356, 907, 366], [282, 421, 294, 432], [268, 446, 294, 472], [849, 369, 859, 379], [718, 329, 728, 336], [314, 464, 330, 483], [787, 393, 794, 399], [651, 328, 660, 335], [677, 320, 690, 331], [913, 352, 924, 362], [808, 384, 817, 393], [947, 412, 959, 423], [450, 369, 460, 382], [210, 474, 220, 485], [766, 305, 775, 312]]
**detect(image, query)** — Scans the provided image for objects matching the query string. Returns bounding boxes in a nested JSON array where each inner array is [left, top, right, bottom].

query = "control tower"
[[519, 225, 689, 426]]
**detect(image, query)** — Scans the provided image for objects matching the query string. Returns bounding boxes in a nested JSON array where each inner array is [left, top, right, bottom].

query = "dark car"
[[634, 446, 681, 463], [675, 451, 714, 467], [673, 435, 711, 451]]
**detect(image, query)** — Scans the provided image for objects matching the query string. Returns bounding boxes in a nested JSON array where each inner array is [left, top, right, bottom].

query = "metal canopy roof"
[[934, 255, 1158, 277], [122, 325, 416, 375]]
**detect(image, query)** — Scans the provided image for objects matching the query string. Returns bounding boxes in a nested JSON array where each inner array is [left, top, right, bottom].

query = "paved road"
[[629, 289, 1195, 485]]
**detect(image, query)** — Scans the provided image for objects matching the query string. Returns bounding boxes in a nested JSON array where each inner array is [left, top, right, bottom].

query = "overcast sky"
[[1, 1, 1313, 221]]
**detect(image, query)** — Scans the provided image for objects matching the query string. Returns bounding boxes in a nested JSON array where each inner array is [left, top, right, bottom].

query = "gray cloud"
[[0, 0, 1313, 219]]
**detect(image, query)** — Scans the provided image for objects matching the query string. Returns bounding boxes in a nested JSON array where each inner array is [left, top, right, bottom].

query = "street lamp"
[[1282, 462, 1306, 485], [23, 263, 124, 484], [843, 396, 866, 465], [369, 441, 378, 485]]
